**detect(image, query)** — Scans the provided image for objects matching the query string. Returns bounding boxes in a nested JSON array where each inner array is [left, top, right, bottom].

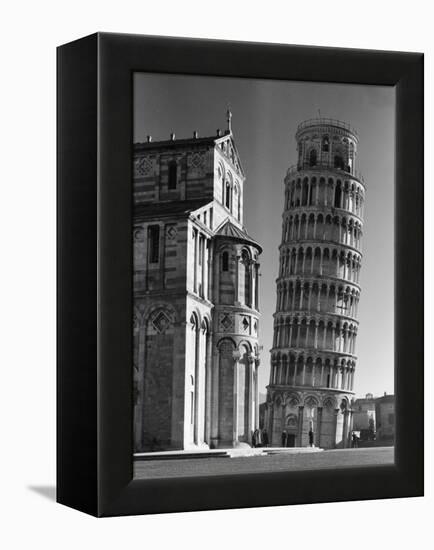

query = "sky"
[[134, 73, 395, 400]]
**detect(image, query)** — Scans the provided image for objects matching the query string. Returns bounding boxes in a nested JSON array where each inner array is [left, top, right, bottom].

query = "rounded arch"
[[286, 392, 300, 407], [216, 336, 237, 351], [190, 310, 200, 328], [304, 394, 319, 408], [237, 339, 253, 354], [322, 396, 337, 409], [201, 315, 211, 334]]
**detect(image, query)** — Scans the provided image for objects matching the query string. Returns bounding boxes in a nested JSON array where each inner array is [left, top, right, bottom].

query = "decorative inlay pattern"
[[152, 310, 171, 334], [220, 314, 233, 332], [135, 157, 152, 177]]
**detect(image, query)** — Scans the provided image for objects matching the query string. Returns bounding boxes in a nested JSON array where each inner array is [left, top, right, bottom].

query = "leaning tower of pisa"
[[265, 118, 365, 449]]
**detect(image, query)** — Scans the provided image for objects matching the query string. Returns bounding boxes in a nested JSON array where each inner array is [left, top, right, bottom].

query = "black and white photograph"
[[132, 73, 395, 478], [3, 0, 429, 543]]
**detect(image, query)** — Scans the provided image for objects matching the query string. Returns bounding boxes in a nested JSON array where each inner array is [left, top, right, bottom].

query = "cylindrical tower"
[[211, 220, 262, 448], [266, 118, 365, 449]]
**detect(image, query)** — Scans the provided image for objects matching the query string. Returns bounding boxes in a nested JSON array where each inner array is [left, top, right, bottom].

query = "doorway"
[[286, 433, 296, 447]]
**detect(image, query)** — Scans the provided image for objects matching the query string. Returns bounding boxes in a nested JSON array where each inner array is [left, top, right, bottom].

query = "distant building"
[[375, 392, 395, 442], [353, 392, 395, 444], [353, 393, 376, 440]]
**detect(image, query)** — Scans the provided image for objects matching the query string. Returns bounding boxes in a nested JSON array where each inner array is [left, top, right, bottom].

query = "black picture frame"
[[57, 32, 424, 517]]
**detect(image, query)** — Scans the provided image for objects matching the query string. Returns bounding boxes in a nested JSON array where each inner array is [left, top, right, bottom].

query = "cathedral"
[[264, 118, 365, 449], [133, 112, 262, 452]]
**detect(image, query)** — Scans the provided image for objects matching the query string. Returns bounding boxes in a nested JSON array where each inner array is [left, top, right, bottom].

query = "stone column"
[[332, 408, 339, 448], [317, 406, 323, 447], [136, 320, 146, 450], [213, 246, 219, 305], [255, 264, 260, 310], [255, 361, 260, 428], [204, 332, 212, 445], [292, 285, 297, 310], [247, 355, 254, 438], [297, 405, 305, 446], [193, 229, 198, 293], [330, 365, 335, 388], [203, 239, 209, 300], [232, 350, 241, 446], [210, 346, 220, 448], [193, 324, 200, 445], [208, 241, 214, 303], [235, 254, 240, 303], [249, 261, 254, 308]]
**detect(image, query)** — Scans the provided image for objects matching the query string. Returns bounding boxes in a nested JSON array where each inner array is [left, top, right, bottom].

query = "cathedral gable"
[[215, 135, 245, 179]]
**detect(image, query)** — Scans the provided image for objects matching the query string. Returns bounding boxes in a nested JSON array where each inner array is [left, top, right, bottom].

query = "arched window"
[[218, 164, 225, 203], [334, 155, 344, 170], [222, 251, 229, 272], [239, 250, 251, 306], [334, 183, 342, 208], [322, 136, 329, 152], [168, 161, 177, 189], [308, 180, 314, 205], [302, 178, 309, 205], [309, 148, 317, 167], [225, 172, 233, 212], [225, 181, 231, 209]]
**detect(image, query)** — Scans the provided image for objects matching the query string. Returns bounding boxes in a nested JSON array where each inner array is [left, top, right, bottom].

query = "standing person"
[[281, 430, 287, 448], [262, 428, 269, 447], [252, 430, 257, 448], [352, 432, 359, 448], [308, 428, 314, 447], [256, 428, 262, 447]]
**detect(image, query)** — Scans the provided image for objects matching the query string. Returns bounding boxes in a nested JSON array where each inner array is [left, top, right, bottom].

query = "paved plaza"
[[134, 446, 394, 480]]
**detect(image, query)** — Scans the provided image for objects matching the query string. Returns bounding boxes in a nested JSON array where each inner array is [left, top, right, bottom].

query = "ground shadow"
[[28, 485, 56, 502]]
